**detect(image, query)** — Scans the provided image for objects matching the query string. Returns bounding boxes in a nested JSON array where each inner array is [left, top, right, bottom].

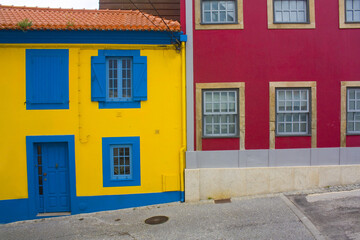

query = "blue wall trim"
[[25, 135, 77, 220], [0, 30, 182, 45], [102, 137, 141, 187], [0, 191, 182, 224]]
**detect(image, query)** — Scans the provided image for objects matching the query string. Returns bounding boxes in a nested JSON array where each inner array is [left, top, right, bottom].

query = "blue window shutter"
[[26, 49, 69, 110], [132, 55, 147, 101], [91, 55, 106, 102]]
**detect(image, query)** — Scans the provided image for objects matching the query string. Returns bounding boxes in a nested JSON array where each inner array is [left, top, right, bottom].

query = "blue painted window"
[[26, 49, 69, 110], [102, 137, 140, 187], [110, 145, 132, 180], [91, 50, 147, 109]]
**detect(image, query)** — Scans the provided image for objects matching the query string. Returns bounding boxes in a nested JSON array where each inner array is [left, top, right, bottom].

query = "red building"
[[182, 0, 360, 201]]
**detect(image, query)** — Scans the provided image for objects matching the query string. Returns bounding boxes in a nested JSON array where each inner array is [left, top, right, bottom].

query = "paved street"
[[1, 186, 360, 240]]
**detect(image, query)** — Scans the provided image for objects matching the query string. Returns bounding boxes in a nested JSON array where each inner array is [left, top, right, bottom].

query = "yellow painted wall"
[[0, 44, 184, 200]]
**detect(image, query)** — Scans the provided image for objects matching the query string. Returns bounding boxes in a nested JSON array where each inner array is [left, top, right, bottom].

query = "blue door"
[[35, 143, 70, 213]]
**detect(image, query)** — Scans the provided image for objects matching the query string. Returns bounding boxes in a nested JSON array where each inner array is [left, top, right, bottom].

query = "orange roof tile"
[[0, 5, 180, 32]]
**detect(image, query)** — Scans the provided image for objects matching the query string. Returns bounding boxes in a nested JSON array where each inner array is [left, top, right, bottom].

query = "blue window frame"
[[26, 49, 69, 110], [110, 145, 132, 180], [102, 137, 140, 187], [91, 50, 147, 109], [107, 57, 132, 101]]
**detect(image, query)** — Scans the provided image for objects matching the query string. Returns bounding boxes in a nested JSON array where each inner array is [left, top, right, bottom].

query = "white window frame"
[[106, 57, 132, 102], [276, 88, 311, 136], [345, 0, 360, 23], [273, 0, 309, 24], [347, 88, 360, 134], [201, 0, 237, 24], [202, 89, 239, 137]]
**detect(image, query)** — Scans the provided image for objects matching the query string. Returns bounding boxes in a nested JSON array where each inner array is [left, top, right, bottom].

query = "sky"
[[0, 0, 99, 9]]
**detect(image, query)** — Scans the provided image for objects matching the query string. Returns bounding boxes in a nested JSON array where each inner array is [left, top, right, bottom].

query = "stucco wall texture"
[[190, 0, 360, 150]]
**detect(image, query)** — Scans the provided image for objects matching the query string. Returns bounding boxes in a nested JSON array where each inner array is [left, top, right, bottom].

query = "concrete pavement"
[[0, 196, 314, 240], [2, 185, 360, 240]]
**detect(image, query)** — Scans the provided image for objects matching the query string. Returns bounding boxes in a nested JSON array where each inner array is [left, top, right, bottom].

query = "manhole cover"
[[144, 216, 169, 225]]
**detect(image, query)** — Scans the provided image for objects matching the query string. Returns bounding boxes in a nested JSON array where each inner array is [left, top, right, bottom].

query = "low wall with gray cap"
[[185, 147, 360, 202]]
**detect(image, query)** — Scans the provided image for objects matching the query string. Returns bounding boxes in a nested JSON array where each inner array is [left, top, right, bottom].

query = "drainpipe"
[[179, 41, 187, 202]]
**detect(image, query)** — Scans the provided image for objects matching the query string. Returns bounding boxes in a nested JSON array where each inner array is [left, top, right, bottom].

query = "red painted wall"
[[185, 0, 360, 150]]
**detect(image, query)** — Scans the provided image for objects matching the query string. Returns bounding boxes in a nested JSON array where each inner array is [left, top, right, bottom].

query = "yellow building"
[[0, 5, 186, 223]]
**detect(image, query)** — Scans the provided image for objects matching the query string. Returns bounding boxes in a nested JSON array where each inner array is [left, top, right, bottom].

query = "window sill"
[[275, 134, 311, 137], [339, 22, 360, 29], [268, 22, 315, 29], [195, 22, 243, 30], [26, 103, 69, 110], [99, 101, 141, 109], [103, 178, 140, 187]]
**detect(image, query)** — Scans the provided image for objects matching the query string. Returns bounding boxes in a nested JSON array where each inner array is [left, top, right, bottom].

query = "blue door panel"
[[35, 142, 70, 213]]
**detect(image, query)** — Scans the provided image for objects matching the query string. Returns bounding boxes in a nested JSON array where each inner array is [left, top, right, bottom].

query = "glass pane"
[[219, 2, 226, 10], [298, 11, 306, 22], [293, 113, 300, 121], [212, 1, 218, 10], [297, 0, 305, 9], [120, 157, 124, 165], [286, 101, 292, 111], [348, 112, 354, 120], [114, 167, 119, 175], [204, 1, 210, 10], [227, 1, 235, 10], [229, 92, 235, 101], [221, 92, 228, 102], [285, 114, 292, 122], [349, 101, 355, 110], [278, 123, 284, 133], [300, 123, 307, 132], [114, 158, 119, 165], [120, 166, 124, 175], [285, 123, 292, 132], [206, 103, 212, 113], [125, 167, 130, 174], [221, 103, 227, 112], [229, 115, 236, 123], [229, 103, 236, 112], [282, 0, 289, 9], [227, 11, 235, 22], [213, 92, 220, 102], [285, 91, 292, 100], [205, 116, 212, 123], [293, 123, 300, 132], [355, 113, 360, 121], [348, 122, 354, 132], [221, 115, 227, 123], [278, 113, 285, 122], [214, 116, 220, 123], [290, 0, 296, 9], [212, 12, 219, 22], [214, 125, 220, 134], [301, 101, 308, 111], [229, 124, 235, 134], [355, 122, 360, 131], [348, 90, 355, 99], [204, 12, 211, 22], [278, 91, 285, 100], [300, 113, 307, 122], [125, 147, 129, 155], [125, 157, 130, 165], [301, 90, 307, 100], [294, 101, 300, 111], [278, 101, 285, 111], [206, 124, 212, 134], [221, 124, 227, 134], [220, 11, 226, 21], [214, 103, 220, 112], [293, 91, 300, 100]]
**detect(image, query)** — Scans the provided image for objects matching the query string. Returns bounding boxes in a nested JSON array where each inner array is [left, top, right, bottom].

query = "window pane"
[[300, 123, 307, 132], [219, 2, 226, 10], [204, 1, 210, 10], [212, 2, 218, 10], [278, 91, 285, 100], [278, 123, 285, 132], [293, 123, 300, 132], [203, 89, 238, 137]]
